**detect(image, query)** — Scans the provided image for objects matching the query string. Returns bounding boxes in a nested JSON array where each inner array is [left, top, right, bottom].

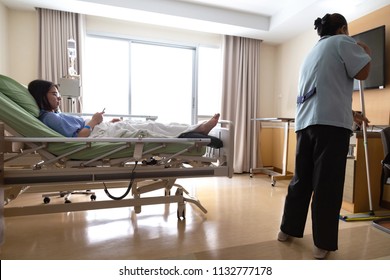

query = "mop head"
[[340, 211, 390, 222]]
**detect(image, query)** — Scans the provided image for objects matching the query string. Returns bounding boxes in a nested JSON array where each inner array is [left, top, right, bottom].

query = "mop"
[[340, 80, 390, 221], [339, 80, 376, 221]]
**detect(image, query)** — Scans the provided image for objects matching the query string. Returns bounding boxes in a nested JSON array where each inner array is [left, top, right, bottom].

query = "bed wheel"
[[90, 194, 97, 201], [271, 180, 276, 187], [43, 197, 50, 204], [65, 199, 72, 203], [177, 204, 186, 220]]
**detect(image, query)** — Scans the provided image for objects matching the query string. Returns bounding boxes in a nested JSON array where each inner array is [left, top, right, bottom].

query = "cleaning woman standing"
[[277, 13, 371, 259]]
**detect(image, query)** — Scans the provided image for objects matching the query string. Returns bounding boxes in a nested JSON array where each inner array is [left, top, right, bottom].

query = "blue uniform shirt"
[[295, 35, 371, 132], [39, 110, 85, 137]]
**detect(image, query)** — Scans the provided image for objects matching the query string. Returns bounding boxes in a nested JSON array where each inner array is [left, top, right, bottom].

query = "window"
[[83, 35, 221, 125], [83, 37, 129, 115], [130, 42, 193, 124]]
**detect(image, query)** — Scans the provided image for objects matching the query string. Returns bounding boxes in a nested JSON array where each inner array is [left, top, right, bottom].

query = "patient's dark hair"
[[314, 13, 347, 37], [28, 79, 58, 111]]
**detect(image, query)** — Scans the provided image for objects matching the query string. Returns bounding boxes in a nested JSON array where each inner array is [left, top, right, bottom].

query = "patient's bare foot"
[[194, 113, 220, 135]]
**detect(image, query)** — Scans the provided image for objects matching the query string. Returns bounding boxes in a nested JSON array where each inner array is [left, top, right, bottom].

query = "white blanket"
[[89, 120, 200, 138]]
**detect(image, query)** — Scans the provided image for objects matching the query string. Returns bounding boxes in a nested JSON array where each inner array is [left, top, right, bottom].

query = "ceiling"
[[2, 0, 390, 44]]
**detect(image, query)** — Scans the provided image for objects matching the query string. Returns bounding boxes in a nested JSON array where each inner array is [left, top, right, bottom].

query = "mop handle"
[[358, 80, 374, 213]]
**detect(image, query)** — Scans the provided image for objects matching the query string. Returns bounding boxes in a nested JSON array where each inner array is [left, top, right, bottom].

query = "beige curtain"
[[221, 35, 262, 173], [37, 8, 85, 112], [38, 8, 83, 82]]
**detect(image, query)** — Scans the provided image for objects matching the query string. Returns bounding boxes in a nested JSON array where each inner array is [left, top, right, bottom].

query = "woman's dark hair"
[[28, 79, 58, 111], [314, 13, 347, 37]]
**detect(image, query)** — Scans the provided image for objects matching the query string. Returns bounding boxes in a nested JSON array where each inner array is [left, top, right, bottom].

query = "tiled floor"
[[1, 174, 390, 260]]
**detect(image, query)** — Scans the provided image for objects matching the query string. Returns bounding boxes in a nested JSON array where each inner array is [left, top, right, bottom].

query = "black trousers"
[[280, 125, 351, 251]]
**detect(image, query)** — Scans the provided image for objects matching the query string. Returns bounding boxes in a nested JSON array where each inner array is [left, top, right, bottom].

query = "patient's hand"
[[110, 118, 121, 123], [90, 112, 104, 126]]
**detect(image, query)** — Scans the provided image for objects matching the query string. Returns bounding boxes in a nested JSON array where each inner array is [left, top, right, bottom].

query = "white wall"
[[258, 43, 276, 118], [273, 29, 317, 118], [0, 2, 9, 75], [8, 9, 38, 84]]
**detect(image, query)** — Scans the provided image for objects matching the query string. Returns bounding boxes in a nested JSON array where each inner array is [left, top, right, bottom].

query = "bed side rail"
[[68, 113, 158, 121]]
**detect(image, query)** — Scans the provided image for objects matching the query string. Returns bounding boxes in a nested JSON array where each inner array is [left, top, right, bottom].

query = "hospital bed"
[[0, 74, 234, 224]]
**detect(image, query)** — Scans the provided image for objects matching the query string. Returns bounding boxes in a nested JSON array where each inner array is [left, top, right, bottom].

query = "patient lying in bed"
[[28, 79, 223, 148]]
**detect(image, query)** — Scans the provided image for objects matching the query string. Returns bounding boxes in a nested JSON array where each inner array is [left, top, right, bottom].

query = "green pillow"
[[0, 90, 60, 137], [0, 74, 40, 117]]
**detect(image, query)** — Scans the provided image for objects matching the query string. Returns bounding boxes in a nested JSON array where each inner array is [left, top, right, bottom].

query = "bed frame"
[[1, 119, 234, 219], [0, 75, 234, 240]]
